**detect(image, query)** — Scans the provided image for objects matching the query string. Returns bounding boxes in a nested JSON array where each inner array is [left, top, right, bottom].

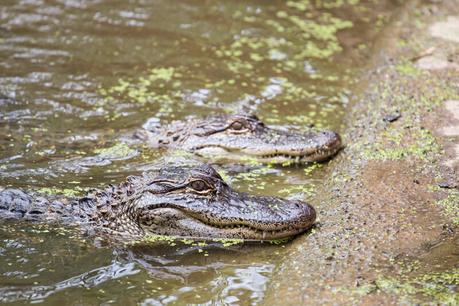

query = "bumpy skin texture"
[[0, 188, 77, 222], [0, 165, 316, 241], [136, 114, 342, 164]]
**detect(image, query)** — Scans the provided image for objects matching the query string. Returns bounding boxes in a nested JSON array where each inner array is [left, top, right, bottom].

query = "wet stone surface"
[[267, 1, 459, 304]]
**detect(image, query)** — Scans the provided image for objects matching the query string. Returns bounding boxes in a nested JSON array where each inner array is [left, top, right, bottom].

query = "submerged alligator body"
[[0, 164, 316, 241], [136, 114, 342, 164]]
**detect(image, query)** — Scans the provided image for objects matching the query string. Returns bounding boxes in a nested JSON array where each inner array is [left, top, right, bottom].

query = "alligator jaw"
[[140, 207, 314, 241], [191, 129, 343, 164], [193, 143, 342, 164]]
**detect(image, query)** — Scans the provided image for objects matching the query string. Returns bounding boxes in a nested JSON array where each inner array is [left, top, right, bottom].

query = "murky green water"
[[0, 0, 400, 304]]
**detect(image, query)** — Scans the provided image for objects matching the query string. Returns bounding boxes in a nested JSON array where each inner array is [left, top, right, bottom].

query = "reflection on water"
[[0, 222, 277, 304], [0, 0, 400, 304]]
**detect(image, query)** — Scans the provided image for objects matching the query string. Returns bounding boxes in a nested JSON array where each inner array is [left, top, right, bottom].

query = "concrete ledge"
[[264, 1, 459, 304]]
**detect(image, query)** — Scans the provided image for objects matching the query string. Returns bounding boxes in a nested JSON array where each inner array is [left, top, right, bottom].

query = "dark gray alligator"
[[0, 164, 316, 241], [135, 114, 342, 164]]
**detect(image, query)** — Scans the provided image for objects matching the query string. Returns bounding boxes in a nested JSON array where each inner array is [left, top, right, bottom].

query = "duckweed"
[[36, 187, 86, 197], [211, 238, 244, 247], [437, 190, 459, 225], [375, 269, 459, 304], [395, 61, 422, 77], [94, 143, 138, 160], [364, 127, 440, 161]]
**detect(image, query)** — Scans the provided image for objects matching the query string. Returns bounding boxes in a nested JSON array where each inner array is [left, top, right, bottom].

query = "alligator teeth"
[[260, 153, 304, 160]]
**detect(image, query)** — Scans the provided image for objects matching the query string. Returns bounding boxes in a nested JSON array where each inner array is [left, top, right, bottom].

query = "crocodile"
[[135, 114, 342, 164], [0, 164, 316, 241]]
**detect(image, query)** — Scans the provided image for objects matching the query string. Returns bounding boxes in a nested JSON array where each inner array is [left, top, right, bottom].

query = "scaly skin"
[[0, 164, 316, 241], [135, 114, 342, 164]]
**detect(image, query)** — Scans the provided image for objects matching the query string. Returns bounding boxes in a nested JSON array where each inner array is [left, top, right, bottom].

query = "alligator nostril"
[[320, 130, 342, 145], [322, 130, 336, 137]]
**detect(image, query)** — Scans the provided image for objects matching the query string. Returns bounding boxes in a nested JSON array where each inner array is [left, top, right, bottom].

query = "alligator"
[[135, 114, 342, 164], [0, 164, 316, 241]]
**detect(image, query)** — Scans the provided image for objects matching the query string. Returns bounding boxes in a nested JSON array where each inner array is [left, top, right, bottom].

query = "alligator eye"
[[230, 121, 244, 130], [189, 180, 211, 192]]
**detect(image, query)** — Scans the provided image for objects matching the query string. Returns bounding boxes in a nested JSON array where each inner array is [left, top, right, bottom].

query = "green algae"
[[211, 238, 244, 247], [215, 169, 231, 184], [374, 269, 459, 305], [316, 0, 360, 9], [135, 234, 178, 246], [36, 186, 86, 197], [335, 268, 459, 305], [355, 65, 459, 228], [107, 67, 178, 97], [90, 1, 362, 167], [233, 166, 272, 183], [99, 66, 183, 117], [131, 235, 251, 248], [275, 77, 317, 100], [268, 238, 291, 245], [395, 61, 422, 77], [278, 184, 315, 198], [363, 127, 440, 161], [286, 0, 360, 11], [304, 162, 324, 176], [94, 143, 138, 160], [273, 12, 353, 58], [358, 60, 459, 163], [98, 0, 358, 115], [437, 189, 459, 225], [230, 4, 355, 70], [145, 67, 176, 82], [428, 185, 459, 225]]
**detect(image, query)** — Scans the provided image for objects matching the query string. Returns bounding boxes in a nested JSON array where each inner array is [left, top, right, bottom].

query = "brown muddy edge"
[[264, 0, 459, 305]]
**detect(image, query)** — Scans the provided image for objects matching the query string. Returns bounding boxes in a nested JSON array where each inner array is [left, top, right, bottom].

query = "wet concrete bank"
[[265, 0, 459, 304]]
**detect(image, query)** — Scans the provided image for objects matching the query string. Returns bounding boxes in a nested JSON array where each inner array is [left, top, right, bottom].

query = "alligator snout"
[[319, 130, 343, 150]]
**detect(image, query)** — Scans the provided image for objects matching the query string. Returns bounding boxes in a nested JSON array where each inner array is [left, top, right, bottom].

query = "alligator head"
[[87, 164, 316, 240], [136, 114, 342, 164]]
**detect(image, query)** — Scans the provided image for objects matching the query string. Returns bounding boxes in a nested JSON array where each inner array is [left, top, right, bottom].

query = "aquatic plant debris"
[[375, 269, 459, 305], [99, 0, 359, 127], [36, 187, 86, 197], [94, 143, 139, 160]]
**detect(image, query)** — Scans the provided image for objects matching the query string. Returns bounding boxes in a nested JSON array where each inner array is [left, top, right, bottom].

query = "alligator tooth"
[[262, 231, 267, 239]]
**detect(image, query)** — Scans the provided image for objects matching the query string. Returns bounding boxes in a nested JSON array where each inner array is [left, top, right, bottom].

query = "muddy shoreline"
[[265, 0, 458, 304]]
